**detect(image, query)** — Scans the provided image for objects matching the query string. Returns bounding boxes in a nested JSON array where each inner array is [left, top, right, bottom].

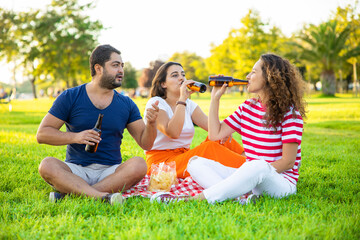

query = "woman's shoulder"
[[186, 98, 197, 105], [285, 105, 303, 120], [236, 98, 264, 113], [244, 97, 258, 104], [185, 98, 199, 113], [147, 96, 165, 104], [148, 96, 164, 101], [239, 98, 258, 107]]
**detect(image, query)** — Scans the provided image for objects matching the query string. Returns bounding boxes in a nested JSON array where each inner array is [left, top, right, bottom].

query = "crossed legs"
[[38, 156, 147, 199], [188, 156, 296, 203]]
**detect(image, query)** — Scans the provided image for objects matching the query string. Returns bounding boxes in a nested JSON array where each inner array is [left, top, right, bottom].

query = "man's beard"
[[99, 70, 122, 90]]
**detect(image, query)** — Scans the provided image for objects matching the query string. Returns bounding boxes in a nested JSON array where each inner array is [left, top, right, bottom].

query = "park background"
[[1, 0, 360, 239], [0, 0, 359, 98]]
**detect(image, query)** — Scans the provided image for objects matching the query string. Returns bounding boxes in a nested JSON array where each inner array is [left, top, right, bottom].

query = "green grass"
[[1, 93, 360, 239]]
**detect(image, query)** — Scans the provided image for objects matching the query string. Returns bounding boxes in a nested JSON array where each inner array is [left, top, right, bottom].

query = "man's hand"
[[127, 100, 159, 151], [74, 129, 102, 146], [145, 100, 159, 125]]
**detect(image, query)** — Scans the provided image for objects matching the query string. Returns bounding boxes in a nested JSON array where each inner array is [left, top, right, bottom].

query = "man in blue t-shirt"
[[37, 44, 159, 205]]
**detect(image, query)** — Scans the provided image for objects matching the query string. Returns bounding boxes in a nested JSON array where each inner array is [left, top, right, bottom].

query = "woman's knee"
[[238, 160, 273, 183], [244, 160, 269, 171], [200, 141, 218, 150], [187, 156, 210, 175]]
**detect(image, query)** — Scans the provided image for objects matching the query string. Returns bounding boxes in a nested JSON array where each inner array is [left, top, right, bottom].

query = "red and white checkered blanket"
[[122, 175, 204, 198]]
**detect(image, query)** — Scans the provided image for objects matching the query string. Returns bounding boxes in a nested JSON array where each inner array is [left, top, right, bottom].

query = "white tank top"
[[144, 96, 198, 150]]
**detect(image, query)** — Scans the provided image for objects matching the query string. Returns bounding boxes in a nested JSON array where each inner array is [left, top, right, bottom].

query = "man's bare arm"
[[36, 113, 101, 146]]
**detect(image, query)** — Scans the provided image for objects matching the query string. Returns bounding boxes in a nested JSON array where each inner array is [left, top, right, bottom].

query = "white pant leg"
[[203, 160, 296, 204], [187, 156, 237, 189], [252, 165, 296, 198]]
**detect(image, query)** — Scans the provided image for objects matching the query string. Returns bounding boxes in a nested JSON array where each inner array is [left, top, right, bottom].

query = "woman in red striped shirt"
[[186, 53, 307, 204]]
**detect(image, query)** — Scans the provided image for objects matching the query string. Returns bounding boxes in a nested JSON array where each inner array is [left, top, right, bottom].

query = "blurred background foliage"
[[0, 0, 359, 97]]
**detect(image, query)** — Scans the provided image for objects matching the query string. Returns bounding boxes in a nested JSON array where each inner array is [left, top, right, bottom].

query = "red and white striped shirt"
[[224, 98, 303, 185]]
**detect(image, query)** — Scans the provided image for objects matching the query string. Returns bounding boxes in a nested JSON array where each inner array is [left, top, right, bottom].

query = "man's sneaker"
[[150, 192, 189, 204], [49, 192, 66, 203], [102, 193, 125, 205]]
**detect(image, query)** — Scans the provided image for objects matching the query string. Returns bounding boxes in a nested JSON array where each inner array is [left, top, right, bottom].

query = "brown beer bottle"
[[85, 113, 103, 153], [208, 76, 248, 87], [187, 81, 207, 93]]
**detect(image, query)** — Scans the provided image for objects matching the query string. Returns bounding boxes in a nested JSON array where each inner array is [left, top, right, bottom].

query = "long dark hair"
[[150, 62, 183, 99], [259, 53, 307, 131]]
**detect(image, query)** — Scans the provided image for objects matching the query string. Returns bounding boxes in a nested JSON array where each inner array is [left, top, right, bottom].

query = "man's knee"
[[125, 157, 147, 177], [38, 157, 68, 179], [38, 157, 55, 177]]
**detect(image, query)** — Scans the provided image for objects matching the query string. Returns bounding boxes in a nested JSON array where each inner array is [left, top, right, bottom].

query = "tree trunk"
[[307, 66, 312, 92], [353, 62, 358, 97], [320, 70, 336, 96], [339, 69, 343, 94], [12, 60, 17, 89], [31, 78, 37, 99]]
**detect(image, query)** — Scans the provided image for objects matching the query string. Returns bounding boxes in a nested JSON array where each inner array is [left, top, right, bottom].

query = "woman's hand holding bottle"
[[179, 79, 195, 101], [211, 83, 227, 102]]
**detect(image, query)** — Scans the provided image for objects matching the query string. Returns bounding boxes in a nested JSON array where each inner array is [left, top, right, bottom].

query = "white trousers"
[[187, 156, 296, 204]]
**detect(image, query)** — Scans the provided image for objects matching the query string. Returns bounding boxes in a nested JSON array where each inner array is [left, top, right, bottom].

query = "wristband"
[[176, 101, 187, 107]]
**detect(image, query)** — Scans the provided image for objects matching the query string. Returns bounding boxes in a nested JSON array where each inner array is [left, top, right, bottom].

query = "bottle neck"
[[232, 78, 248, 85], [95, 114, 103, 129]]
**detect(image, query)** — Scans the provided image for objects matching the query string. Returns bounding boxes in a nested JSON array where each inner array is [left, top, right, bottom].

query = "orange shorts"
[[145, 137, 246, 178]]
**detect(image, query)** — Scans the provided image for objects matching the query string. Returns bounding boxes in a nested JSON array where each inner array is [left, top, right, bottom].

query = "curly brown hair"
[[259, 54, 307, 132]]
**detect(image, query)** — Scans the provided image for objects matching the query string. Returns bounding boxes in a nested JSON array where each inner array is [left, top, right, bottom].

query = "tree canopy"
[[205, 9, 288, 80], [1, 2, 359, 97], [0, 0, 103, 98], [122, 62, 138, 89], [169, 51, 209, 84], [292, 20, 360, 95]]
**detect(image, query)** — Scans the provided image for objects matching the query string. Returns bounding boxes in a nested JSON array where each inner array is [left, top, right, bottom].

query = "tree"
[[138, 60, 164, 88], [206, 9, 288, 80], [122, 62, 138, 89], [0, 9, 21, 89], [292, 21, 360, 96], [168, 51, 209, 84], [333, 1, 360, 96], [0, 0, 103, 98], [35, 0, 103, 89]]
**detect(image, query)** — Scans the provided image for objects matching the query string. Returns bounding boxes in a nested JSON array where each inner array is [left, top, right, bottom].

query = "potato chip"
[[148, 162, 177, 192]]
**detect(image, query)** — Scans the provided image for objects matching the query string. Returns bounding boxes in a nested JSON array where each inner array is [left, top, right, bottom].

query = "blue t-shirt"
[[49, 84, 142, 166]]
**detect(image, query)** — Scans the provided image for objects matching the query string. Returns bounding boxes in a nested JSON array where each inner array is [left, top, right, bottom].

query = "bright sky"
[[0, 0, 357, 85]]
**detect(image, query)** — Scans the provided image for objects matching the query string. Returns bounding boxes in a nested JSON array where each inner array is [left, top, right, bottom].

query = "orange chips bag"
[[148, 161, 177, 192]]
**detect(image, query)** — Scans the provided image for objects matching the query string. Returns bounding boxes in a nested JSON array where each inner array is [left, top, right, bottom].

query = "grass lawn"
[[0, 93, 359, 239]]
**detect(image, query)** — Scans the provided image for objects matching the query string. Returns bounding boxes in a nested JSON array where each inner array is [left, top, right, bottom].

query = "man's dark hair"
[[90, 44, 121, 76]]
